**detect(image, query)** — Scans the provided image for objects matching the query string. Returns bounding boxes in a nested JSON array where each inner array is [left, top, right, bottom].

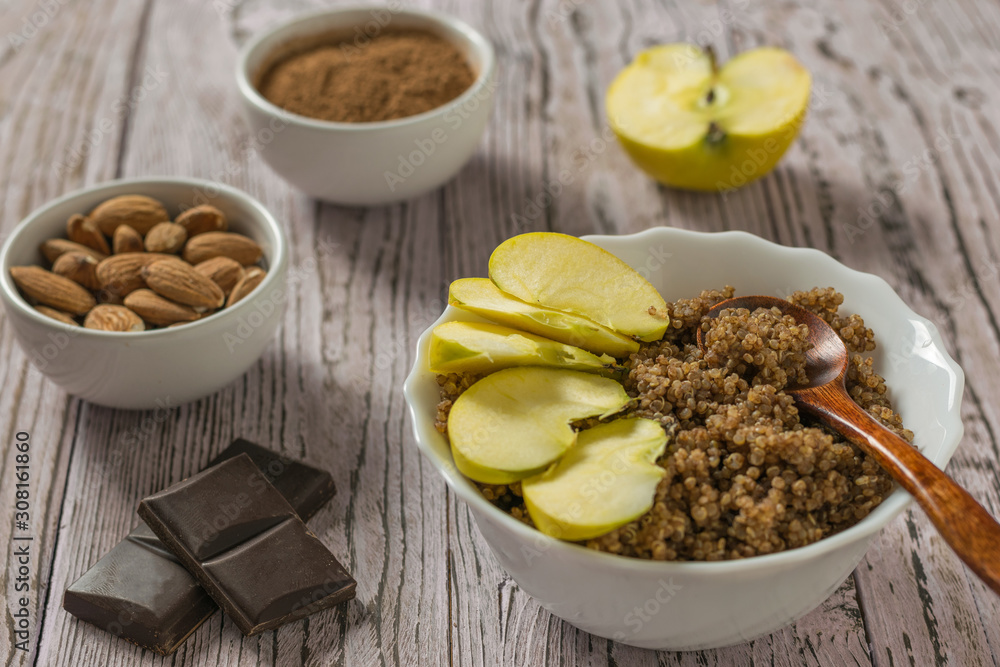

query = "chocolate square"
[[63, 439, 338, 654], [138, 454, 355, 636]]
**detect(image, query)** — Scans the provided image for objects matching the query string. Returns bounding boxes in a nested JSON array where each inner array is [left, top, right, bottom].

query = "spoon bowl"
[[696, 295, 846, 389], [699, 295, 1000, 596]]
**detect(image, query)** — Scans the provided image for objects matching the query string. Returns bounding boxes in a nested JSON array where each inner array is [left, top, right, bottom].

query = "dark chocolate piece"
[[220, 439, 335, 520], [62, 522, 208, 654], [63, 440, 335, 655], [138, 454, 355, 636]]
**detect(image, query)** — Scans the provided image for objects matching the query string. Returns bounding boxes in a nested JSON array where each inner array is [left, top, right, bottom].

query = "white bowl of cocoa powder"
[[236, 6, 496, 205]]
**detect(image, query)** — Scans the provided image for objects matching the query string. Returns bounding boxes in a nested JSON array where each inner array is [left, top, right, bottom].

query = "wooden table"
[[2, 0, 998, 664]]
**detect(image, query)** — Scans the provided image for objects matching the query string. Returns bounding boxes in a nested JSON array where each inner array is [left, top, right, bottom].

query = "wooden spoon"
[[696, 295, 1000, 595]]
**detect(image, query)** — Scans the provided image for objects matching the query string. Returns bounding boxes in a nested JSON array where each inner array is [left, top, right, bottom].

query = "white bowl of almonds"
[[0, 177, 288, 409]]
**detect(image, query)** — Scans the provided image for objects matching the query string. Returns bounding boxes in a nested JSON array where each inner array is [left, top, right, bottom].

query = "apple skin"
[[489, 233, 669, 342], [450, 442, 537, 485], [428, 321, 616, 375], [607, 44, 812, 192], [447, 367, 630, 484], [448, 278, 640, 358], [611, 126, 805, 192], [522, 418, 668, 542]]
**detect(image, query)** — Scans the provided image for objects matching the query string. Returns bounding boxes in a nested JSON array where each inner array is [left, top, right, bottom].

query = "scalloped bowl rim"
[[403, 226, 965, 575]]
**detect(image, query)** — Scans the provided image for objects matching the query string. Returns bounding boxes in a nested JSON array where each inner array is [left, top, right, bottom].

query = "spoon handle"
[[798, 384, 1000, 596]]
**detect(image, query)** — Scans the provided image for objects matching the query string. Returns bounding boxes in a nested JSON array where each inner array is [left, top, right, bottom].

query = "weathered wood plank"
[[0, 0, 153, 664], [24, 0, 452, 664], [729, 1, 1000, 664], [2, 0, 1000, 664]]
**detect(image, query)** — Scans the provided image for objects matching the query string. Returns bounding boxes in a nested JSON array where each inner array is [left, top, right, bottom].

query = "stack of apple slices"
[[429, 232, 672, 541]]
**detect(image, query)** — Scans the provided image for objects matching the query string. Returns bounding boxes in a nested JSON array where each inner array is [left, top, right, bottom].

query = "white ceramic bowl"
[[0, 177, 289, 410], [403, 227, 965, 650], [235, 6, 496, 205]]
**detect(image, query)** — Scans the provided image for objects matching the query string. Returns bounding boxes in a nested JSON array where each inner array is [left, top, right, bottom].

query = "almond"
[[227, 266, 267, 307], [124, 289, 199, 326], [145, 222, 188, 254], [52, 251, 101, 290], [40, 238, 107, 264], [35, 305, 78, 326], [84, 304, 145, 332], [95, 252, 178, 296], [90, 195, 169, 236], [194, 256, 244, 296], [10, 266, 96, 315], [182, 232, 262, 266], [95, 289, 124, 305], [175, 204, 228, 237], [113, 224, 144, 254], [66, 214, 110, 255], [141, 260, 225, 309]]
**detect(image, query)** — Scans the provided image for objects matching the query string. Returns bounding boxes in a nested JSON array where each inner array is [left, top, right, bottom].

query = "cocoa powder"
[[258, 29, 475, 123]]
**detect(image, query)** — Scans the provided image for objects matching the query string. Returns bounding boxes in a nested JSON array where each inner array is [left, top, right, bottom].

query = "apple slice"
[[448, 278, 640, 358], [522, 418, 667, 541], [488, 233, 668, 342], [606, 44, 811, 191], [428, 321, 617, 374], [448, 367, 630, 484]]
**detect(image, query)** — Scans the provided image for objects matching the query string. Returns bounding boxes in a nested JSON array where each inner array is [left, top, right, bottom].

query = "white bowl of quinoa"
[[403, 227, 964, 650]]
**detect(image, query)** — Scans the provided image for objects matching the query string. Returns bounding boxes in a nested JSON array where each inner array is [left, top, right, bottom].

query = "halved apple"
[[448, 278, 640, 358], [606, 44, 811, 191], [522, 418, 667, 541], [488, 233, 668, 342], [428, 321, 616, 374], [447, 367, 630, 484]]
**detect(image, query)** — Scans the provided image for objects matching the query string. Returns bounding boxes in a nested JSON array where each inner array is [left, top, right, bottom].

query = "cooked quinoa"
[[435, 287, 912, 561]]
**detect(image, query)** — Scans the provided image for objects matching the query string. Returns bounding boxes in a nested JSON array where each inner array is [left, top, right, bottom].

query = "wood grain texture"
[[0, 0, 998, 665]]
